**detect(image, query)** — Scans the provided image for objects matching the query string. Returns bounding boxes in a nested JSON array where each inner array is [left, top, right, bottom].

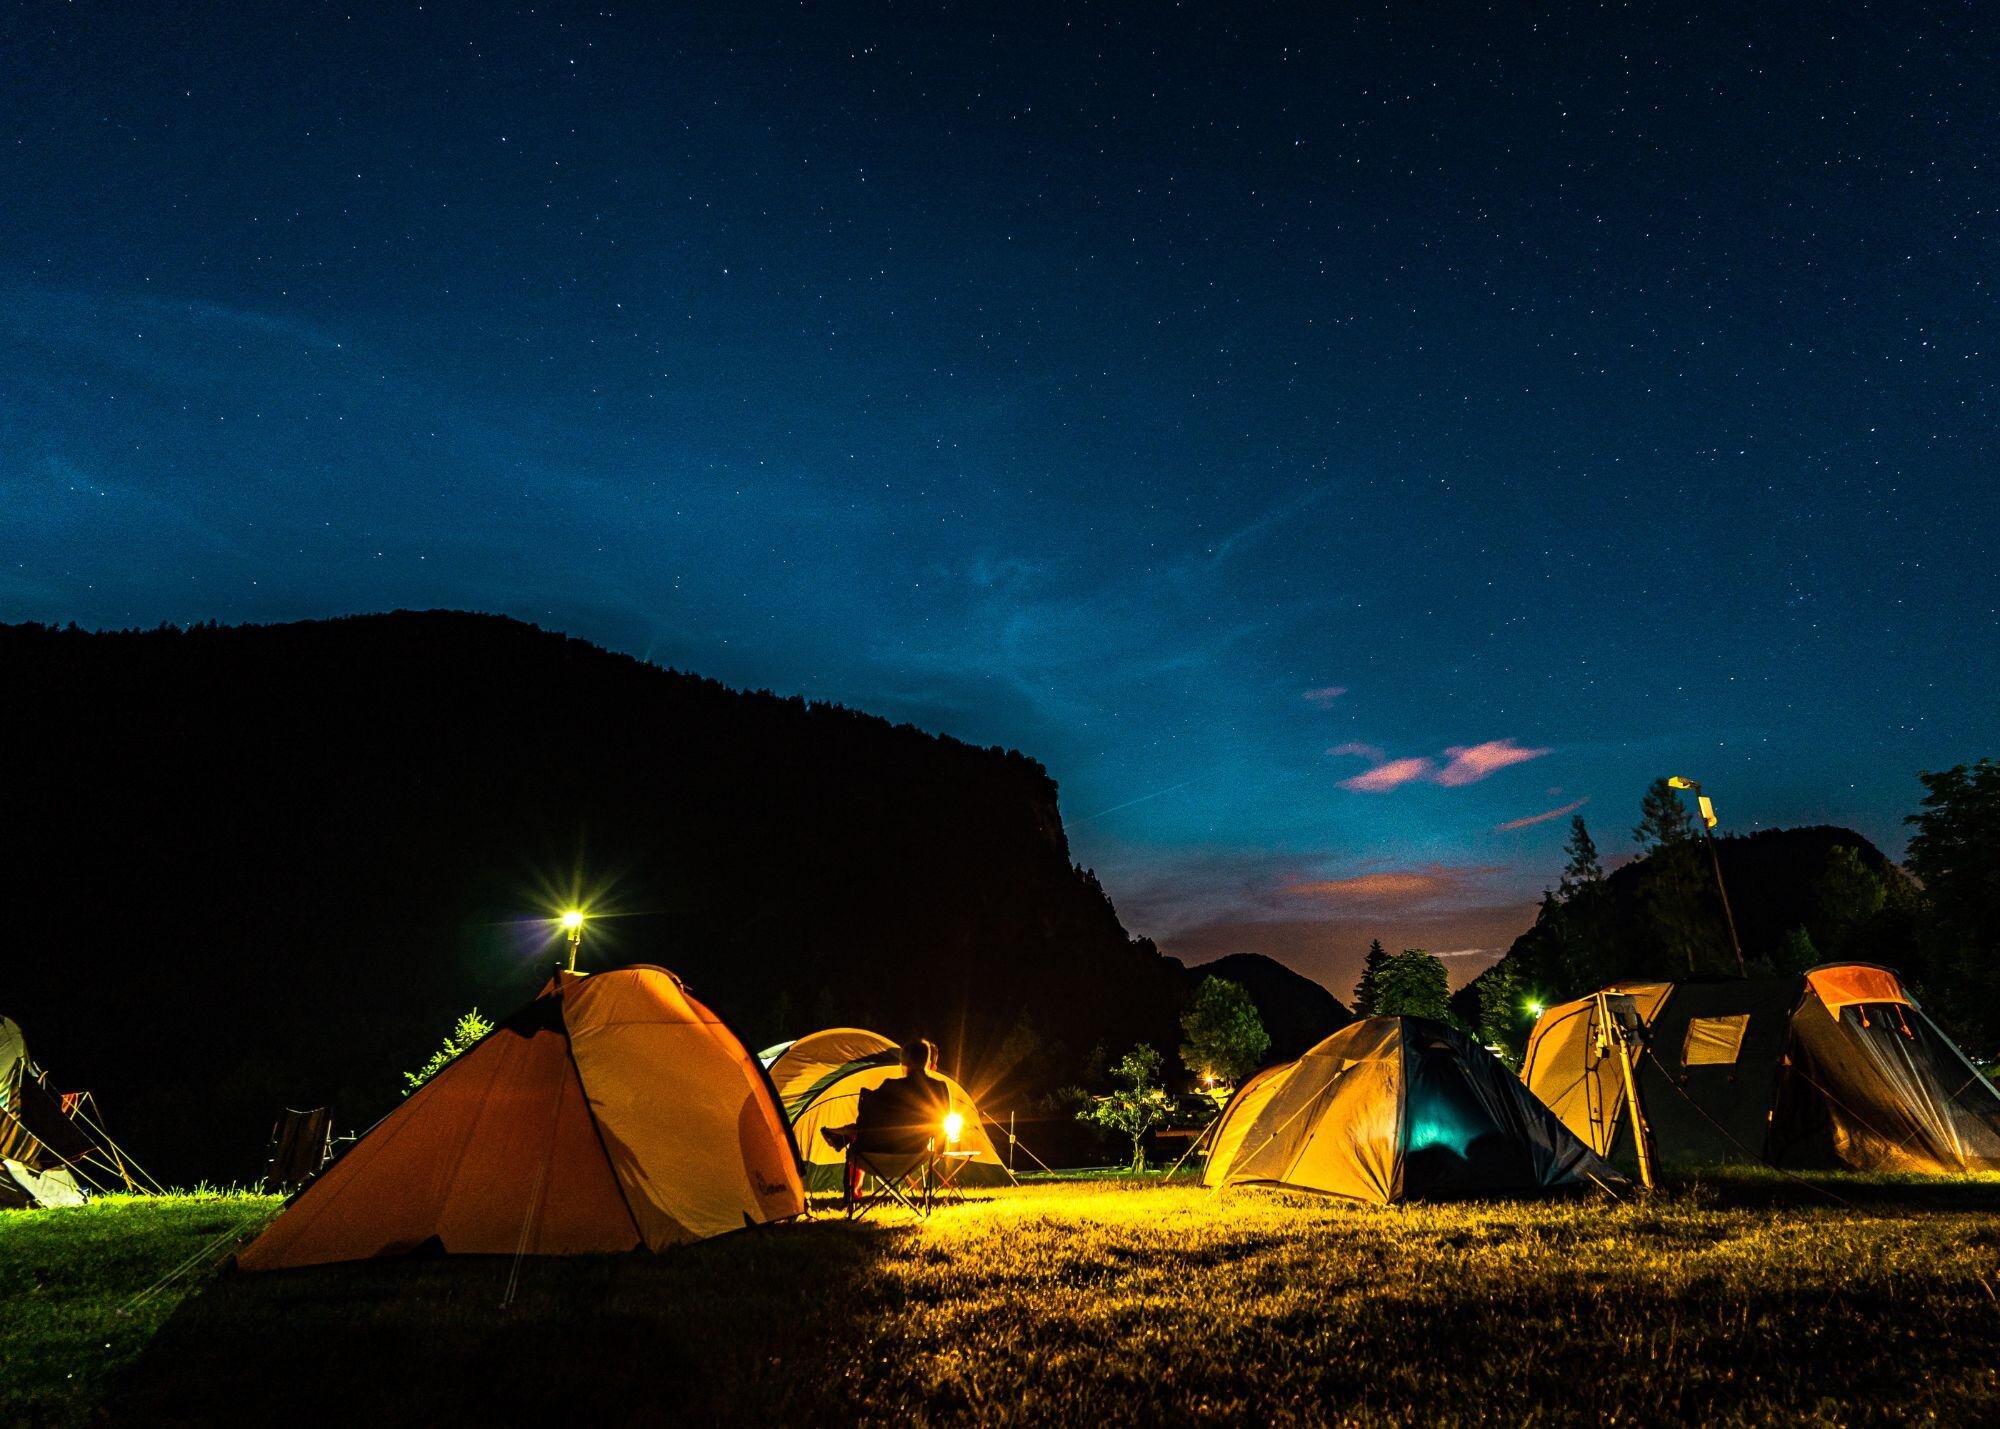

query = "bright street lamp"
[[1665, 776, 1746, 977], [559, 909, 587, 972]]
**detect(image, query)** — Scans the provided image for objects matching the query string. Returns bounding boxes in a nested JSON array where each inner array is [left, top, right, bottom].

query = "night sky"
[[6, 4, 1995, 999]]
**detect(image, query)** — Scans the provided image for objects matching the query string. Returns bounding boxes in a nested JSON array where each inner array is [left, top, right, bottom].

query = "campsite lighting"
[[943, 1111, 964, 1146], [1526, 1000, 1545, 1019], [559, 909, 587, 972], [1663, 776, 1747, 977]]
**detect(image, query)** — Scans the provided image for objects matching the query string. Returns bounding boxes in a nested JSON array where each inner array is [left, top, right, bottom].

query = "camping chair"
[[847, 1133, 940, 1220], [264, 1107, 333, 1193]]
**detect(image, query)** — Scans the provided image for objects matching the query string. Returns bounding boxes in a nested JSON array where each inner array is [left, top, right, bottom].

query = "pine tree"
[[1557, 815, 1604, 900], [1634, 777, 1697, 851], [1354, 938, 1389, 1016]]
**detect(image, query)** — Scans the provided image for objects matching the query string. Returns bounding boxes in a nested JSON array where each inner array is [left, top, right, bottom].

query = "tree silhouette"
[[1905, 760, 2000, 1053], [1558, 815, 1604, 900], [1634, 777, 1696, 851], [1354, 938, 1390, 1016]]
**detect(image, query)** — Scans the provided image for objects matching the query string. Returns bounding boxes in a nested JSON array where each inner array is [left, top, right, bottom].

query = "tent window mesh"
[[1681, 1015, 1750, 1067]]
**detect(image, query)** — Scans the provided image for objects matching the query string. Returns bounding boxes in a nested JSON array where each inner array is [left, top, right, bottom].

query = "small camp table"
[[931, 1151, 979, 1206]]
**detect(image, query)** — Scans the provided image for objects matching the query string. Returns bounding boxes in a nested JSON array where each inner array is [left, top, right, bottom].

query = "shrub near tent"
[[1203, 1017, 1617, 1205], [237, 967, 804, 1271], [762, 1028, 1011, 1189], [1521, 963, 2000, 1174]]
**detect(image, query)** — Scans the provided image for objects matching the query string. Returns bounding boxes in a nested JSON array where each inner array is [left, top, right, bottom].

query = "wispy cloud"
[[1435, 738, 1553, 787], [1330, 736, 1553, 792], [1284, 863, 1506, 908], [1339, 756, 1436, 792], [1302, 685, 1347, 707], [1494, 796, 1589, 833], [1328, 741, 1385, 763]]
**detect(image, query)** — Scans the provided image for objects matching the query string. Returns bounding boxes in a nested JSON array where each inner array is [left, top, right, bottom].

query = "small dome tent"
[[1520, 963, 2000, 1174], [763, 1028, 1011, 1190], [238, 967, 804, 1271], [1203, 1018, 1617, 1205], [1, 1014, 145, 1207]]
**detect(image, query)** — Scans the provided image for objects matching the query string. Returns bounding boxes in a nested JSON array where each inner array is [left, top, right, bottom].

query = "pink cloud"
[[1302, 685, 1347, 707], [1327, 741, 1386, 763], [1286, 870, 1455, 902], [1494, 796, 1589, 833], [1434, 738, 1553, 787], [1284, 862, 1508, 909], [1338, 756, 1436, 792]]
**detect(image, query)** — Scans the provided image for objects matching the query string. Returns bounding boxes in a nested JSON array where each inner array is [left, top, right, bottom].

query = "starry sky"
[[5, 3, 1996, 1000]]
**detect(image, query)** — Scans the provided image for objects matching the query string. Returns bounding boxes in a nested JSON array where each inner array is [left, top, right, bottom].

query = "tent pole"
[[1598, 991, 1656, 1192]]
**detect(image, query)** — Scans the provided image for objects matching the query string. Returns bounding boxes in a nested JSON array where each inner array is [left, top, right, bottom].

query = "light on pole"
[[560, 909, 586, 973], [1666, 776, 1746, 977]]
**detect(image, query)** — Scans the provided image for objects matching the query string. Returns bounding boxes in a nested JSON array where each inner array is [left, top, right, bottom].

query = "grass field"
[[6, 1175, 2000, 1425]]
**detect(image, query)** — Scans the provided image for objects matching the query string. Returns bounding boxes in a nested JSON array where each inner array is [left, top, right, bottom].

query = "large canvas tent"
[[1203, 1017, 1617, 1205], [1520, 963, 2000, 1174], [238, 966, 804, 1271], [1, 1015, 148, 1208], [761, 1028, 1011, 1189]]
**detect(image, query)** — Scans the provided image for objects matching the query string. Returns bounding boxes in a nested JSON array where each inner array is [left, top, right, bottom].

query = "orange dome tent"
[[238, 967, 804, 1271]]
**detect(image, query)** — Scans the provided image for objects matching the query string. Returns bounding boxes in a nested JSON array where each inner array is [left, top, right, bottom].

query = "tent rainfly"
[[1202, 1017, 1619, 1205], [237, 966, 804, 1271], [1520, 963, 2000, 1175], [760, 1028, 1012, 1190]]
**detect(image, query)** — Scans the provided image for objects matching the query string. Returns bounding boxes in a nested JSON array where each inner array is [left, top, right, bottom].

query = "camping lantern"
[[943, 1111, 964, 1146]]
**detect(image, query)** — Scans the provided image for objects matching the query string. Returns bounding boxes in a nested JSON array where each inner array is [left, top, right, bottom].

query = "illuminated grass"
[[0, 1192, 275, 1425], [7, 1178, 2000, 1423]]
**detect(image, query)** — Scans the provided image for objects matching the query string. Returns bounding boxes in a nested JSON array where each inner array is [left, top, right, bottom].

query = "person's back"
[[854, 1041, 949, 1155]]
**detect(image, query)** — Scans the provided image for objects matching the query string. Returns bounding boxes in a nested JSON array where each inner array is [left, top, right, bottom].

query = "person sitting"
[[821, 1037, 950, 1202]]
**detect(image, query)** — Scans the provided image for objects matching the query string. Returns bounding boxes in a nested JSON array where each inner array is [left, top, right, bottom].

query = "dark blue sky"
[[6, 3, 1995, 997]]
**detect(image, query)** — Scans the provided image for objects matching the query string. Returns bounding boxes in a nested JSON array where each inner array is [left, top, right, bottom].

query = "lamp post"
[[1666, 776, 1746, 977], [560, 909, 586, 973]]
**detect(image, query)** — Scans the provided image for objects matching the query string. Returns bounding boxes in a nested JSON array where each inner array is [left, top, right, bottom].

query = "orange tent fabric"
[[238, 967, 803, 1271], [1804, 964, 1909, 1018]]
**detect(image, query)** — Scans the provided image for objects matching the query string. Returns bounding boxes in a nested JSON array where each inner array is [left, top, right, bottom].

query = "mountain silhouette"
[[0, 612, 1345, 1184]]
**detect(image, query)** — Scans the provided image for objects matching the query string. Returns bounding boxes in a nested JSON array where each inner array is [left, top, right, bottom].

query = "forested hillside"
[[0, 613, 1338, 1183]]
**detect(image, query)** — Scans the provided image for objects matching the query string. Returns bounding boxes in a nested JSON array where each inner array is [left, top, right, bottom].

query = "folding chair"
[[847, 1135, 939, 1220], [264, 1107, 334, 1193]]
